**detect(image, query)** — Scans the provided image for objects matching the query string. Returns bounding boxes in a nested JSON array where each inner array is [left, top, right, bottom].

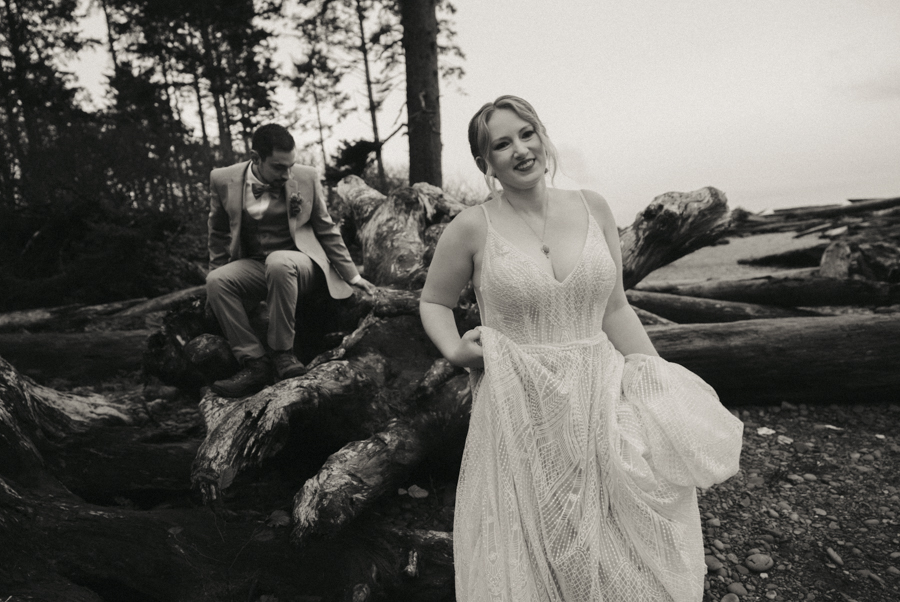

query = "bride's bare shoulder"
[[439, 202, 490, 251], [579, 189, 617, 230]]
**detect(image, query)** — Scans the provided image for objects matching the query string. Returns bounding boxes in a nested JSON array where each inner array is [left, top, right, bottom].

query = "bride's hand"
[[450, 327, 484, 369]]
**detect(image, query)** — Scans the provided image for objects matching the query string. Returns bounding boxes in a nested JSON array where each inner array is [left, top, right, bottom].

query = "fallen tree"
[[626, 290, 820, 323], [649, 314, 900, 405], [635, 268, 899, 307], [0, 330, 151, 383], [619, 186, 731, 289], [0, 298, 147, 333]]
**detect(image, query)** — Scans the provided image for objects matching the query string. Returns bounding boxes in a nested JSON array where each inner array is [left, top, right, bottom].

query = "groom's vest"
[[239, 194, 296, 261]]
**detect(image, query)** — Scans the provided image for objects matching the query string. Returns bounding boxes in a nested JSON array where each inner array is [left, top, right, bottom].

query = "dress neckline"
[[480, 191, 601, 286]]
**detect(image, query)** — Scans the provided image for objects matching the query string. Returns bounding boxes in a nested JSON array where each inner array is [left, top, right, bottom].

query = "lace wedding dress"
[[454, 196, 743, 601]]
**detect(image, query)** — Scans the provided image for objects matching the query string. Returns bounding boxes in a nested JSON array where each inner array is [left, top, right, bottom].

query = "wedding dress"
[[454, 195, 743, 601]]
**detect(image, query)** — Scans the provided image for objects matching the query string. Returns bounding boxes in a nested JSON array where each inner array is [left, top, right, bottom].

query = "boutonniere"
[[289, 192, 304, 218]]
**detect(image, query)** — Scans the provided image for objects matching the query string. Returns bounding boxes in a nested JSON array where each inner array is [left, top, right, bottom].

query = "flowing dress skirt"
[[453, 327, 743, 602]]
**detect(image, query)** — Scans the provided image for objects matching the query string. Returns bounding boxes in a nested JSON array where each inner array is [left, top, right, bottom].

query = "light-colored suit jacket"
[[207, 161, 358, 299]]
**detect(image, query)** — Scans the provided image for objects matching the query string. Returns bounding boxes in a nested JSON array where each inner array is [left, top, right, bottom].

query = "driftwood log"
[[649, 314, 900, 404], [626, 290, 819, 323], [0, 330, 152, 384], [0, 298, 147, 333], [635, 269, 899, 307], [731, 196, 900, 240], [620, 186, 731, 289]]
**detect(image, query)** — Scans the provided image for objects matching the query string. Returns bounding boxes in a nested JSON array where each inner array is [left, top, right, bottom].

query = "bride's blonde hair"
[[467, 95, 560, 193]]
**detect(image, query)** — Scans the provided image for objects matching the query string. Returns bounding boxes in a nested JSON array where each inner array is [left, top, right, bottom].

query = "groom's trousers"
[[206, 250, 324, 363]]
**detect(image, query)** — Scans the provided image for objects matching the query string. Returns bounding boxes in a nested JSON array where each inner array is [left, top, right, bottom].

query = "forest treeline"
[[0, 0, 461, 312]]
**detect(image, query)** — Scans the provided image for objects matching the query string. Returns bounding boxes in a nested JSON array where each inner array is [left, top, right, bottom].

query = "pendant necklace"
[[505, 193, 551, 258]]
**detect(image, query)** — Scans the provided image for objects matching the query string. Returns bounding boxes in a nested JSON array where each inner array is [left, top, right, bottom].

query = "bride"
[[419, 95, 743, 601]]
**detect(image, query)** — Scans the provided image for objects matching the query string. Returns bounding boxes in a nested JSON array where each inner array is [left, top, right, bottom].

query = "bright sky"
[[73, 0, 900, 225]]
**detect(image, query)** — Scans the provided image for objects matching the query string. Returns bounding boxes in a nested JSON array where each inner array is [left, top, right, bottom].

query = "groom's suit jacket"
[[207, 161, 357, 299]]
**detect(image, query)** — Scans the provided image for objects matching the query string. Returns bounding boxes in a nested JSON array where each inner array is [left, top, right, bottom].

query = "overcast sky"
[[74, 0, 900, 225]]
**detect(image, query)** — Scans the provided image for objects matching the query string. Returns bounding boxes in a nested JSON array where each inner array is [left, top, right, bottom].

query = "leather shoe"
[[211, 356, 272, 398], [272, 350, 308, 380]]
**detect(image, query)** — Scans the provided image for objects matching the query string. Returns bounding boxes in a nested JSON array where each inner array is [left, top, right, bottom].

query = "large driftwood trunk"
[[340, 177, 466, 289], [0, 298, 146, 333], [636, 269, 899, 306], [626, 290, 819, 323], [648, 314, 900, 404], [0, 330, 151, 383], [620, 187, 731, 289]]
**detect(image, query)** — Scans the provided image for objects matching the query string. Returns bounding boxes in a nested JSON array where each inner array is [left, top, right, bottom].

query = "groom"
[[206, 124, 375, 397]]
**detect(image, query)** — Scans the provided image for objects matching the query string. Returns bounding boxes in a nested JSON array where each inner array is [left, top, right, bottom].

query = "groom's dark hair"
[[252, 124, 295, 161]]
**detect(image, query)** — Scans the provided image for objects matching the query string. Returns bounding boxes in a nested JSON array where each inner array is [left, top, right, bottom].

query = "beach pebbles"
[[745, 553, 774, 572]]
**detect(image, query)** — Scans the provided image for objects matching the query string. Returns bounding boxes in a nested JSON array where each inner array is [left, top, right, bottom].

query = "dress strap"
[[479, 203, 491, 227], [577, 190, 591, 215]]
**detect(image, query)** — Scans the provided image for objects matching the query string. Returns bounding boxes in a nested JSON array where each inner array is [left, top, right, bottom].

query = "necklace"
[[504, 194, 551, 258]]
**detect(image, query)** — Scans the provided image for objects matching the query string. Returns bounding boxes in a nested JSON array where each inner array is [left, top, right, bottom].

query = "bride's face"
[[485, 109, 546, 190]]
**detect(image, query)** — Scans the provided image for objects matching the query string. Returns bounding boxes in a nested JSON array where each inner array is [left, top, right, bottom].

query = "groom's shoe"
[[211, 356, 273, 398], [272, 350, 308, 380]]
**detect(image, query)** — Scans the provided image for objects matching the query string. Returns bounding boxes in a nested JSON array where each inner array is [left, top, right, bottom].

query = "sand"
[[643, 232, 825, 283]]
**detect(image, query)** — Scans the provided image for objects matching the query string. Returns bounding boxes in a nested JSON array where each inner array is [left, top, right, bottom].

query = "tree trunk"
[[0, 330, 150, 383], [192, 71, 210, 149], [291, 362, 465, 547], [191, 351, 389, 503], [355, 0, 386, 190], [619, 187, 732, 289], [626, 290, 820, 324], [0, 298, 147, 333], [635, 269, 898, 307], [647, 314, 900, 405], [398, 0, 442, 187]]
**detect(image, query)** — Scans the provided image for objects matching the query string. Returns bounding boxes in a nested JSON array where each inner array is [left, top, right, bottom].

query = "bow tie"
[[251, 182, 282, 199]]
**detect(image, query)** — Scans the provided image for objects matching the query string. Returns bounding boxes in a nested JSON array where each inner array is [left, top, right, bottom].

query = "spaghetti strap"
[[578, 190, 591, 215], [479, 203, 491, 226]]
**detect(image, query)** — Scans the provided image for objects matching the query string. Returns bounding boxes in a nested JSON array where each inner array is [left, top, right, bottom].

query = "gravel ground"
[[697, 401, 900, 602], [385, 400, 900, 602]]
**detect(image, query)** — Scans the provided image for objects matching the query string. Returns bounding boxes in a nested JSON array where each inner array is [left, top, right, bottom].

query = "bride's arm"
[[420, 208, 485, 368], [585, 191, 660, 357]]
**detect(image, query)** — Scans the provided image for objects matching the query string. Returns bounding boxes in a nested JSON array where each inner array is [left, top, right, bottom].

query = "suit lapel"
[[226, 161, 251, 218]]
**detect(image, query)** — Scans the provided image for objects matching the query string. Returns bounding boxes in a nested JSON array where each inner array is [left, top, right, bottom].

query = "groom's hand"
[[352, 276, 378, 296]]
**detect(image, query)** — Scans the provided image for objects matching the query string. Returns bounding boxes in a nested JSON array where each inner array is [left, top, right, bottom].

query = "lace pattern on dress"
[[454, 193, 743, 602]]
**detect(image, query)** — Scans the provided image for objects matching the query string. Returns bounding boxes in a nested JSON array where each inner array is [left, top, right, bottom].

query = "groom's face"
[[253, 148, 296, 187]]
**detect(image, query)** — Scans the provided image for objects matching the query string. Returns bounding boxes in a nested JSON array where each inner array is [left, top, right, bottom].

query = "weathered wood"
[[183, 333, 239, 383], [737, 243, 828, 268], [112, 285, 206, 318], [856, 242, 900, 283], [647, 314, 900, 404], [0, 330, 151, 383], [291, 366, 467, 547], [145, 287, 423, 388], [339, 176, 429, 289], [0, 298, 147, 333], [192, 352, 388, 503], [412, 181, 470, 222], [627, 290, 819, 323], [774, 196, 900, 220], [292, 419, 426, 545], [619, 187, 732, 289], [0, 354, 201, 502], [819, 241, 857, 279], [636, 269, 898, 307]]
